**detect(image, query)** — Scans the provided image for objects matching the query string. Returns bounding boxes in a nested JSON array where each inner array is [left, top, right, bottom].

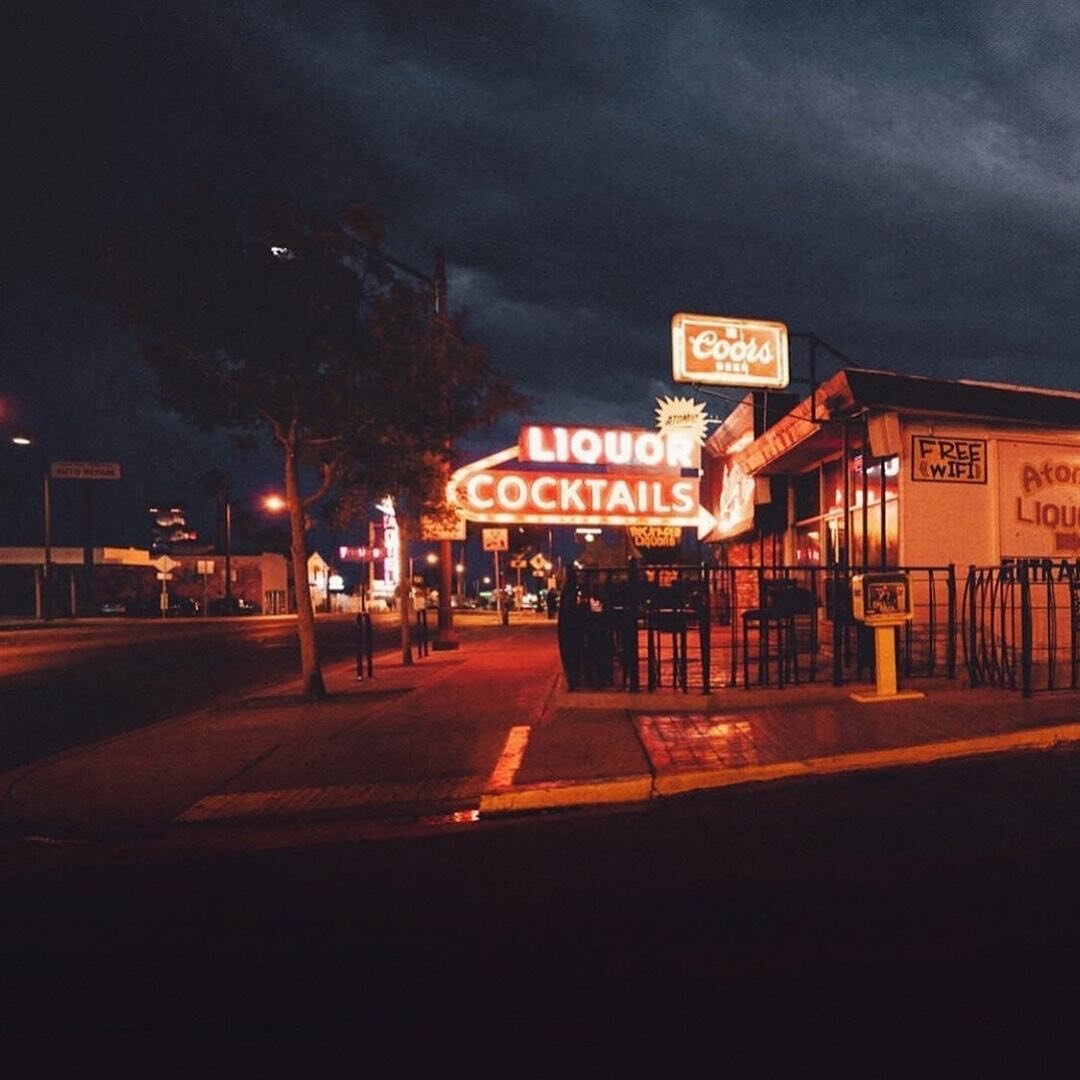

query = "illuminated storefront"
[[701, 368, 1080, 570]]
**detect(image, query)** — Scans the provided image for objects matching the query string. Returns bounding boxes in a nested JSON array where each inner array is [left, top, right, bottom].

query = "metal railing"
[[559, 561, 958, 693], [708, 564, 956, 690], [962, 559, 1080, 696]]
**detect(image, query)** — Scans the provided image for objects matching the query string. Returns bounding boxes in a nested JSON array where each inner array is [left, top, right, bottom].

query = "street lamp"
[[12, 435, 51, 622], [224, 496, 232, 611]]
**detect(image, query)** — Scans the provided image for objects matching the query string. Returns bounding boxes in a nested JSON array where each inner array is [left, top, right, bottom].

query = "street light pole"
[[12, 436, 51, 622], [43, 460, 51, 621], [225, 498, 232, 611]]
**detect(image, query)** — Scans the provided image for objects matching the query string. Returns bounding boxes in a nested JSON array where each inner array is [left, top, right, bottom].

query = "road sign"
[[482, 528, 508, 552], [338, 546, 383, 562], [509, 555, 527, 569], [51, 461, 122, 481], [155, 572, 173, 581], [152, 555, 180, 573], [529, 553, 548, 571], [420, 506, 466, 541]]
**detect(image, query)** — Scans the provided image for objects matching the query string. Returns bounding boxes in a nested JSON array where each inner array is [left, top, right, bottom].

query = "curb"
[[479, 720, 1080, 816], [479, 775, 654, 815]]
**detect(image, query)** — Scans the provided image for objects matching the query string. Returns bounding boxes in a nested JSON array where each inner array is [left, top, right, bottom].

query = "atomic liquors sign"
[[671, 313, 789, 389], [448, 423, 713, 533]]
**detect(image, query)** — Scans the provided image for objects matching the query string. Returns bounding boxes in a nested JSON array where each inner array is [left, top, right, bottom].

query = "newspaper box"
[[851, 572, 912, 626], [849, 572, 924, 703]]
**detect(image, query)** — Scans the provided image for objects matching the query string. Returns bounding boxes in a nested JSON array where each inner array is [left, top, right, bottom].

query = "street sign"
[[152, 555, 181, 573], [338, 546, 384, 561], [155, 572, 173, 581], [420, 506, 466, 541], [51, 461, 122, 481], [509, 555, 527, 569], [482, 528, 508, 552], [529, 553, 548, 571], [196, 560, 215, 575]]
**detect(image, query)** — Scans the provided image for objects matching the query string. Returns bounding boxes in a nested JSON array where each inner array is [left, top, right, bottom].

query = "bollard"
[[355, 612, 374, 680], [415, 607, 429, 658]]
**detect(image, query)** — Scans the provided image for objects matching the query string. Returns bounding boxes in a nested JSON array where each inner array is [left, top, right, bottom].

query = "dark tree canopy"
[[85, 189, 524, 693]]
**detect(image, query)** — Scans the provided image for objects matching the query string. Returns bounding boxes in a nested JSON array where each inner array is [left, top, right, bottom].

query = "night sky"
[[6, 0, 1080, 548]]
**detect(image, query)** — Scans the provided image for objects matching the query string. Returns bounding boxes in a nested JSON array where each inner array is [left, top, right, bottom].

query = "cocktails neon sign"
[[448, 424, 713, 532]]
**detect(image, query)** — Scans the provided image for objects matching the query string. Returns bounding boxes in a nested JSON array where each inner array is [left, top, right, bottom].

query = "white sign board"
[[51, 461, 123, 481], [482, 528, 509, 552], [420, 506, 467, 541]]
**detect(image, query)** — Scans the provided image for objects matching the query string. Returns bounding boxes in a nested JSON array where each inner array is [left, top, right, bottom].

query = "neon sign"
[[449, 425, 713, 532], [518, 424, 699, 469], [671, 313, 789, 389]]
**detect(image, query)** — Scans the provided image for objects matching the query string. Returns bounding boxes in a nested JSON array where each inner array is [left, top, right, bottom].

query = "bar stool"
[[742, 581, 815, 687]]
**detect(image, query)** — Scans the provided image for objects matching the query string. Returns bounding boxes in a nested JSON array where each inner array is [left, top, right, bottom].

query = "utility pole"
[[432, 246, 459, 651]]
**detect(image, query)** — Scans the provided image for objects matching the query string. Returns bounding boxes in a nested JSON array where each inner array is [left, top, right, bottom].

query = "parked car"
[[208, 597, 261, 616], [126, 596, 200, 617]]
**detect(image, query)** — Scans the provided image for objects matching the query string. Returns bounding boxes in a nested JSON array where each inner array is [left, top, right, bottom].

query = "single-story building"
[[0, 547, 289, 618]]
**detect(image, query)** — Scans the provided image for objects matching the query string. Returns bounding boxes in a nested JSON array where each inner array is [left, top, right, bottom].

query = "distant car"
[[100, 601, 128, 616], [168, 597, 200, 617], [127, 596, 200, 617], [208, 597, 261, 616]]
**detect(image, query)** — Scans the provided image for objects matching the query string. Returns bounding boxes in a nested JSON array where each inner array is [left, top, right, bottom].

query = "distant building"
[[0, 547, 288, 618]]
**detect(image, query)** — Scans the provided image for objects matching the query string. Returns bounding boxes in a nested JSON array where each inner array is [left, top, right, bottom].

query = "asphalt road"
[[0, 613, 401, 770], [4, 615, 1079, 1060], [4, 746, 1080, 1058]]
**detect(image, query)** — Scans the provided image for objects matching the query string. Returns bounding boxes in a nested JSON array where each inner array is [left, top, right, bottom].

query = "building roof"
[[732, 367, 1080, 476]]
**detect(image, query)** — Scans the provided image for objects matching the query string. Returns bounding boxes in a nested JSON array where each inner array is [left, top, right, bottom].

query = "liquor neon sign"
[[448, 425, 713, 533]]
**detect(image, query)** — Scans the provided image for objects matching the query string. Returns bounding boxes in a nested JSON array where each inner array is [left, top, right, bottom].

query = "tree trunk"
[[398, 513, 414, 665], [285, 441, 326, 699]]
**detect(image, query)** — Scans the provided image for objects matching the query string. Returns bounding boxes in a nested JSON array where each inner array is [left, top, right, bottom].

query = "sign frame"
[[482, 528, 509, 552], [50, 461, 122, 481], [671, 313, 789, 389], [851, 572, 913, 626], [448, 430, 711, 533]]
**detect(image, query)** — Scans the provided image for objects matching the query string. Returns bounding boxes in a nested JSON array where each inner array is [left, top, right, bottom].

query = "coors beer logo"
[[671, 313, 789, 389]]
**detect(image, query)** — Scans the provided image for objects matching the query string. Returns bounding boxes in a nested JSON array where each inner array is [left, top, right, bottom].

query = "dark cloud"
[[6, 0, 1080, 540]]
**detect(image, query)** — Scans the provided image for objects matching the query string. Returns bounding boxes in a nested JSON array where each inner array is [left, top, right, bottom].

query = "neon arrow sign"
[[448, 425, 716, 537]]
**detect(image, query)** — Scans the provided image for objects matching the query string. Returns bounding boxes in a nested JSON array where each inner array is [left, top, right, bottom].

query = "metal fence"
[[558, 561, 958, 694], [962, 559, 1080, 696], [707, 564, 957, 690]]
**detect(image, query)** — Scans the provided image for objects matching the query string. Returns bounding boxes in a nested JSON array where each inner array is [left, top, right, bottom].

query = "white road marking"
[[487, 725, 532, 790]]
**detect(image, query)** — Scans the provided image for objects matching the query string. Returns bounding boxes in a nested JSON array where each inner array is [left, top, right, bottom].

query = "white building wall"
[[900, 418, 1080, 568]]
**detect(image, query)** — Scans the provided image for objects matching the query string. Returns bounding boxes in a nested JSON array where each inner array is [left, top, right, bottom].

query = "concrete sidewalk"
[[3, 617, 1080, 851]]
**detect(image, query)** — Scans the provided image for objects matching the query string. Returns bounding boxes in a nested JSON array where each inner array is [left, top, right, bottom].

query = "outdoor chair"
[[742, 579, 818, 687]]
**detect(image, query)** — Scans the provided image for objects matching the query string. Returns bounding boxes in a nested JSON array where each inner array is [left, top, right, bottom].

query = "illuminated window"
[[792, 454, 898, 568]]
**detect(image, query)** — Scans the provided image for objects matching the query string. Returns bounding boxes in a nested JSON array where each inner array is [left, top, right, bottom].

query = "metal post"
[[356, 611, 374, 680], [494, 549, 508, 625], [41, 458, 52, 622], [224, 499, 232, 611], [1020, 559, 1033, 698]]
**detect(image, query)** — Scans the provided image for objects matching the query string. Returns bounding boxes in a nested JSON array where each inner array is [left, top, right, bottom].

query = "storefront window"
[[792, 454, 898, 568], [793, 471, 820, 522]]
